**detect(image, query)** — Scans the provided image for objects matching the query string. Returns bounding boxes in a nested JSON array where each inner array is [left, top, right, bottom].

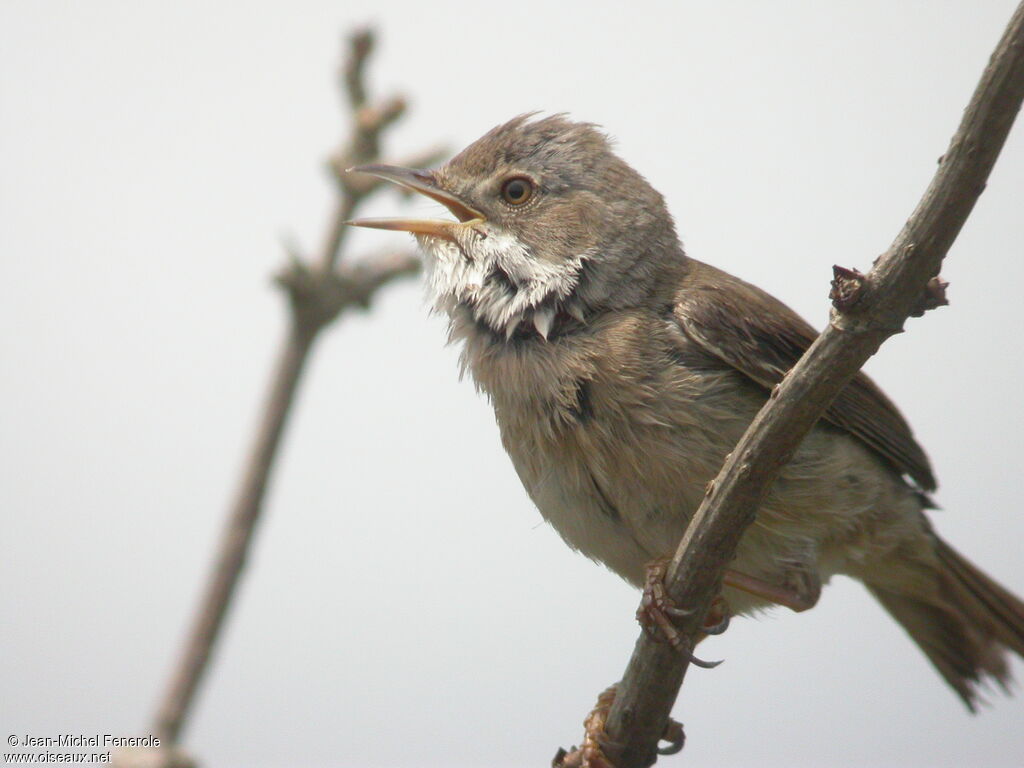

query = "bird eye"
[[501, 177, 534, 206]]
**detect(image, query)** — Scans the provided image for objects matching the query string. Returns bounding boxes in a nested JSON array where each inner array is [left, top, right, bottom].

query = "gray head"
[[348, 114, 685, 340]]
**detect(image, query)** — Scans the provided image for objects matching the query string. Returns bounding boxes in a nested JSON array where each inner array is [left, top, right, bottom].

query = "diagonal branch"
[[569, 4, 1024, 767]]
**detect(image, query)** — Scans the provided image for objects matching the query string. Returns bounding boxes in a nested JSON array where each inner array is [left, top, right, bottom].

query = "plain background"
[[3, 2, 1023, 766]]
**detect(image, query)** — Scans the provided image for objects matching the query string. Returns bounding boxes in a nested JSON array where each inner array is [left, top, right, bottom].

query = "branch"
[[276, 248, 422, 332], [564, 4, 1024, 767], [120, 29, 442, 768]]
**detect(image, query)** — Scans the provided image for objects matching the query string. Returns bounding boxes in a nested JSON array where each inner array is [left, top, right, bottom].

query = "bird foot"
[[552, 685, 684, 768], [636, 557, 729, 667]]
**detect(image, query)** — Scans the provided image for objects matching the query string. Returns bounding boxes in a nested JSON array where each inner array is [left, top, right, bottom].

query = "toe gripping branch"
[[553, 685, 685, 768], [553, 559, 729, 768], [636, 558, 727, 669], [555, 560, 820, 766]]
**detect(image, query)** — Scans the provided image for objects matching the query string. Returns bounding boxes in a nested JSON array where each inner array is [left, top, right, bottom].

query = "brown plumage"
[[348, 114, 1024, 710], [675, 260, 936, 492]]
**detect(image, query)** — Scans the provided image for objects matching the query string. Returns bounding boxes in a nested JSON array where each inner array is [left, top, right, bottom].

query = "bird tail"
[[867, 535, 1024, 710]]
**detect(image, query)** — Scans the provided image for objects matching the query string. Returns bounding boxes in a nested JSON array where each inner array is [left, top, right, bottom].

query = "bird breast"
[[458, 309, 760, 585]]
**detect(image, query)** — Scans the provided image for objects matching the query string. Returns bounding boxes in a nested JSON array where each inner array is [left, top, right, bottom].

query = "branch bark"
[[142, 29, 441, 757], [591, 4, 1024, 767]]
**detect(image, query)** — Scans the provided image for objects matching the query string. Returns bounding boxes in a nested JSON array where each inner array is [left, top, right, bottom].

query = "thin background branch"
[[111, 29, 445, 767], [555, 4, 1024, 767]]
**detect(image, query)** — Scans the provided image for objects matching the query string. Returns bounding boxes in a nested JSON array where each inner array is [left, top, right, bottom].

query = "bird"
[[347, 114, 1024, 712]]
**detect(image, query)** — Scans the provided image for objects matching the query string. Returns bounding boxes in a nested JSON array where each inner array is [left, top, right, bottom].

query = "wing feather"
[[674, 260, 936, 492]]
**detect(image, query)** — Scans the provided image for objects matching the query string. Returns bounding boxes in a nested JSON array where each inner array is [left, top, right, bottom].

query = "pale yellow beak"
[[344, 164, 484, 241]]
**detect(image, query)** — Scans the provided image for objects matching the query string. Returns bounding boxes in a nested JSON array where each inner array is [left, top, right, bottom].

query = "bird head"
[[347, 114, 683, 340]]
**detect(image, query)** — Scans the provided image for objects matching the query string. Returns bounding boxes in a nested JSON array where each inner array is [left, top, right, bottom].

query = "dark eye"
[[501, 177, 534, 206]]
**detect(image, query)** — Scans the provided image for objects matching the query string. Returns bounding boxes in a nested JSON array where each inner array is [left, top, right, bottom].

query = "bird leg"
[[722, 567, 820, 613], [554, 563, 819, 768], [638, 558, 820, 652], [552, 684, 684, 768], [636, 557, 728, 667]]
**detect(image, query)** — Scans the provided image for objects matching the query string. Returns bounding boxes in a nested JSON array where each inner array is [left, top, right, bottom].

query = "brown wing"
[[673, 260, 936, 492]]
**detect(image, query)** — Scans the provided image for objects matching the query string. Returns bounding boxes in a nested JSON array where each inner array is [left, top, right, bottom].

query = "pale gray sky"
[[2, 2, 1023, 767]]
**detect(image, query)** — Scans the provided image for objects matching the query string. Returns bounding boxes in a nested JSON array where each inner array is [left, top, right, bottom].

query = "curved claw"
[[638, 558, 730, 668], [702, 611, 731, 636], [657, 719, 686, 755], [687, 651, 724, 669]]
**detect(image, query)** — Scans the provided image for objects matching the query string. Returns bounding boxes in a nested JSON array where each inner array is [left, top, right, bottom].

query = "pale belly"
[[463, 306, 924, 616], [500, 379, 921, 616]]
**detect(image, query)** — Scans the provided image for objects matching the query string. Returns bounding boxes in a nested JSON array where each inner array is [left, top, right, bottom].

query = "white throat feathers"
[[417, 227, 591, 341]]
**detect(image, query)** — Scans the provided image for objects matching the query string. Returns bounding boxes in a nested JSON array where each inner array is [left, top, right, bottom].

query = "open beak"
[[344, 164, 484, 241]]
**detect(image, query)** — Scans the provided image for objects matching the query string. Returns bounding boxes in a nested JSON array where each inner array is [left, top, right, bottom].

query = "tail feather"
[[934, 537, 1024, 659], [867, 536, 1024, 710]]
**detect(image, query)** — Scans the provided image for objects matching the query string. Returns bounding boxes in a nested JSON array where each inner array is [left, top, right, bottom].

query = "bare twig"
[[276, 249, 422, 328], [138, 29, 440, 760], [562, 4, 1024, 767], [342, 28, 373, 110]]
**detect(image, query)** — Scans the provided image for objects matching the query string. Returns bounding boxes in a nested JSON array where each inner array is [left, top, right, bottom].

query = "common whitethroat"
[[348, 114, 1024, 709]]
